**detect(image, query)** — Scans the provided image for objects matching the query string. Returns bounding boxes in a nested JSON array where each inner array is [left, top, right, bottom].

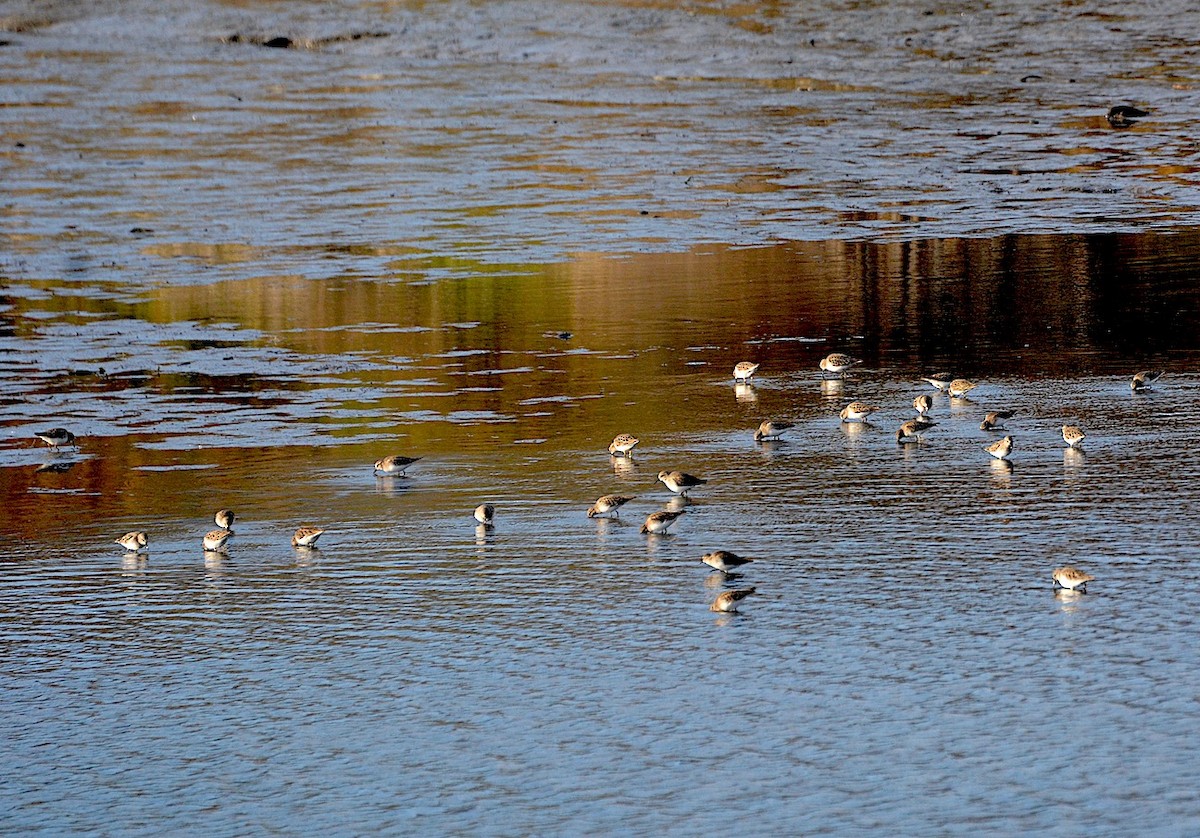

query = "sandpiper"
[[1061, 425, 1086, 449], [1106, 105, 1149, 128], [640, 509, 685, 534], [658, 470, 708, 496], [711, 587, 756, 613], [754, 420, 794, 441], [840, 402, 879, 423], [374, 455, 422, 476], [1053, 566, 1095, 592], [701, 550, 753, 573], [913, 394, 933, 417], [980, 410, 1015, 431], [214, 509, 237, 529], [608, 433, 639, 457], [291, 526, 325, 548], [819, 353, 861, 375], [473, 503, 495, 526], [114, 531, 148, 552], [1131, 370, 1163, 391], [35, 428, 76, 449], [921, 373, 954, 391], [587, 494, 635, 518], [948, 379, 978, 398], [203, 529, 232, 552], [733, 361, 760, 382], [896, 419, 936, 443], [985, 435, 1014, 460]]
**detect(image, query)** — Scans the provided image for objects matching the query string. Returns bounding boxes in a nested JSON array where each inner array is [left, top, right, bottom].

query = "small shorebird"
[[948, 378, 978, 398], [1053, 566, 1095, 592], [921, 373, 954, 391], [587, 494, 635, 518], [733, 361, 760, 382], [658, 470, 708, 496], [203, 529, 232, 552], [115, 531, 148, 552], [711, 587, 756, 613], [701, 550, 753, 573], [1106, 105, 1149, 128], [640, 509, 684, 535], [896, 419, 936, 443], [473, 503, 495, 526], [35, 428, 76, 449], [985, 435, 1014, 460], [608, 433, 639, 457], [980, 410, 1015, 431], [291, 526, 325, 548], [214, 509, 237, 529], [1061, 425, 1086, 449], [1131, 370, 1163, 391], [374, 455, 422, 476], [913, 395, 933, 417], [840, 402, 879, 423], [754, 420, 794, 441], [819, 353, 861, 376]]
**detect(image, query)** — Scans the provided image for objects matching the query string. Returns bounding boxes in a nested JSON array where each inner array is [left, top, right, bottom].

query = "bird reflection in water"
[[734, 382, 758, 404], [989, 458, 1014, 486], [1063, 447, 1085, 475], [610, 455, 638, 477], [120, 552, 148, 575], [820, 378, 844, 398]]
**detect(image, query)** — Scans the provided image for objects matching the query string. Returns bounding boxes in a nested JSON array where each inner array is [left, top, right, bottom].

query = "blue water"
[[5, 0, 1200, 834]]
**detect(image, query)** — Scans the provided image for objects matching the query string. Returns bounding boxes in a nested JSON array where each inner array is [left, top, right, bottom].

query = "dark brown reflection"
[[137, 229, 1200, 372]]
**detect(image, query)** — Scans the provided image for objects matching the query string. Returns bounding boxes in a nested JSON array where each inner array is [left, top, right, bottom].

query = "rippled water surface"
[[4, 1, 1200, 835]]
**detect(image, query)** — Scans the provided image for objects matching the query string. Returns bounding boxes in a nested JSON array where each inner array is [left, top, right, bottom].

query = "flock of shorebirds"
[[35, 353, 1163, 612], [581, 354, 1160, 610]]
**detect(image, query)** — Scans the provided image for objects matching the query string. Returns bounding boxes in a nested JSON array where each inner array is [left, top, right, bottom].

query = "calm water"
[[5, 1, 1200, 835]]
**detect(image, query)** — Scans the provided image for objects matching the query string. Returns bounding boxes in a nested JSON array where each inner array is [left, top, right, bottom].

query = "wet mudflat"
[[4, 1, 1200, 835]]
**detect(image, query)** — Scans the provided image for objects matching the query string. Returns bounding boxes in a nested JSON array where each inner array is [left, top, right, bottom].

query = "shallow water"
[[4, 1, 1200, 835]]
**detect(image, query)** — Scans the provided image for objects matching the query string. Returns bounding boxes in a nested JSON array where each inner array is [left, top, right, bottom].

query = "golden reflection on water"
[[6, 231, 1200, 544]]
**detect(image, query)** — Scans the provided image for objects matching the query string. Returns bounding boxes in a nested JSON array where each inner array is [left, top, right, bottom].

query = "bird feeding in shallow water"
[[701, 550, 753, 574], [711, 588, 756, 613], [819, 353, 861, 376], [658, 470, 707, 496], [913, 395, 933, 417], [608, 434, 639, 457], [980, 411, 1014, 431], [203, 529, 232, 552], [1061, 425, 1086, 449], [640, 509, 685, 535], [733, 361, 760, 382], [1053, 566, 1095, 592], [896, 419, 936, 443], [291, 527, 325, 548], [947, 378, 978, 398], [985, 435, 1014, 460], [374, 455, 422, 476], [839, 402, 879, 423], [1131, 370, 1163, 391], [35, 428, 75, 449], [587, 495, 635, 519], [473, 504, 495, 527], [754, 420, 794, 441], [115, 531, 148, 552]]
